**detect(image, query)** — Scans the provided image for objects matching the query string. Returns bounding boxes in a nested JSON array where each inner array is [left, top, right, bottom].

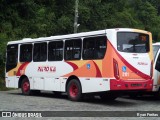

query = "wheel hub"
[[69, 83, 78, 97], [23, 81, 29, 92]]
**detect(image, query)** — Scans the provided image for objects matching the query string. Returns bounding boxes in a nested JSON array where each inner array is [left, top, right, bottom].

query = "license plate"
[[131, 84, 142, 87]]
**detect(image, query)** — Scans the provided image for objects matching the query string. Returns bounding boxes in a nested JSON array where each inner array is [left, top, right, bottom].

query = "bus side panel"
[[62, 40, 115, 79], [61, 39, 114, 93], [5, 76, 15, 88], [6, 63, 22, 88], [24, 61, 73, 91], [44, 78, 61, 91], [80, 78, 110, 93], [59, 78, 110, 93]]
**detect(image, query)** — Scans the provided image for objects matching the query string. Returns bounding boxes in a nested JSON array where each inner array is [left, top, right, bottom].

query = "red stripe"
[[109, 41, 151, 79], [66, 61, 78, 70], [92, 61, 102, 77], [16, 62, 29, 76]]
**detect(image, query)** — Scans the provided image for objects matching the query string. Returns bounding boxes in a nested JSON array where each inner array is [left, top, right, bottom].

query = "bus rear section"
[[109, 29, 153, 92]]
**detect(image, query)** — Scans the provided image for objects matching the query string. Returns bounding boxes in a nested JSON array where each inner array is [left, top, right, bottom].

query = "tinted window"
[[7, 44, 18, 65], [153, 45, 160, 60], [64, 39, 81, 60], [83, 36, 107, 60], [117, 32, 149, 53], [6, 44, 18, 72], [155, 53, 160, 72], [48, 41, 63, 61], [20, 44, 32, 62], [33, 42, 47, 62]]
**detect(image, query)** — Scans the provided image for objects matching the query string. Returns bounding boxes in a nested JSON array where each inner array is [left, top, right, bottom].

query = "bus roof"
[[7, 28, 150, 45]]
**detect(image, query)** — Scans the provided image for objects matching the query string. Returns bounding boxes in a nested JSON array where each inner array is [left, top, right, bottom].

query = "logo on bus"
[[38, 66, 56, 72], [122, 66, 127, 72], [137, 62, 148, 65], [87, 64, 91, 69], [122, 66, 130, 77]]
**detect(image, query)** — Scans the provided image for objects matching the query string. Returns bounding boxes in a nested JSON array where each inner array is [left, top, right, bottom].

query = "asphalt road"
[[0, 90, 160, 120]]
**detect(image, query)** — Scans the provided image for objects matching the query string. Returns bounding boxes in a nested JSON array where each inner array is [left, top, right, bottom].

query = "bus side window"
[[48, 41, 63, 61], [83, 36, 107, 60], [20, 44, 32, 62], [64, 39, 82, 60], [83, 40, 94, 59], [33, 42, 47, 62], [155, 53, 160, 72]]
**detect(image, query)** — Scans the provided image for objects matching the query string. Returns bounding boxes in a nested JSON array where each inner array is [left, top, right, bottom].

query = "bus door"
[[154, 49, 160, 91], [6, 44, 18, 87], [32, 42, 47, 90]]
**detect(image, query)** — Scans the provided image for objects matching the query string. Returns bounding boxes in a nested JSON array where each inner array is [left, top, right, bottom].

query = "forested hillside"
[[0, 0, 160, 89]]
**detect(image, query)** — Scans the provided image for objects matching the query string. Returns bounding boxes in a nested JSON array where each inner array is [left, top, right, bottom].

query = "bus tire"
[[100, 92, 118, 101], [67, 79, 82, 101], [21, 78, 32, 95]]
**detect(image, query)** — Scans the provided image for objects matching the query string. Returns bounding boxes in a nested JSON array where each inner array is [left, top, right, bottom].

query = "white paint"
[[80, 78, 110, 93]]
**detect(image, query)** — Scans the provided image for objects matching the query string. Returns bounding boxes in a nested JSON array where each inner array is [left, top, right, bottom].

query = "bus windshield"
[[117, 32, 149, 53], [153, 45, 160, 60]]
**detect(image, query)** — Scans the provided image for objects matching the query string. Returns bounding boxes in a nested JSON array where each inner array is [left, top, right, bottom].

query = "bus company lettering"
[[38, 66, 56, 72], [137, 62, 148, 65]]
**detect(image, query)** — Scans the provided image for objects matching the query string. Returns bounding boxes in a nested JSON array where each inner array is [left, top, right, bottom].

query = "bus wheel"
[[21, 78, 31, 95], [67, 79, 82, 101], [100, 92, 118, 101]]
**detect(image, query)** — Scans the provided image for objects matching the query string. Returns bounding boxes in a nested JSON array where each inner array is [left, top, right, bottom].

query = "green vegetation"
[[0, 79, 7, 91], [0, 0, 160, 90]]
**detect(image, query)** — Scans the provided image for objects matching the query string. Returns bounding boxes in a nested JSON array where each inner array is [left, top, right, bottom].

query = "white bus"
[[5, 28, 153, 101], [152, 43, 160, 97]]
